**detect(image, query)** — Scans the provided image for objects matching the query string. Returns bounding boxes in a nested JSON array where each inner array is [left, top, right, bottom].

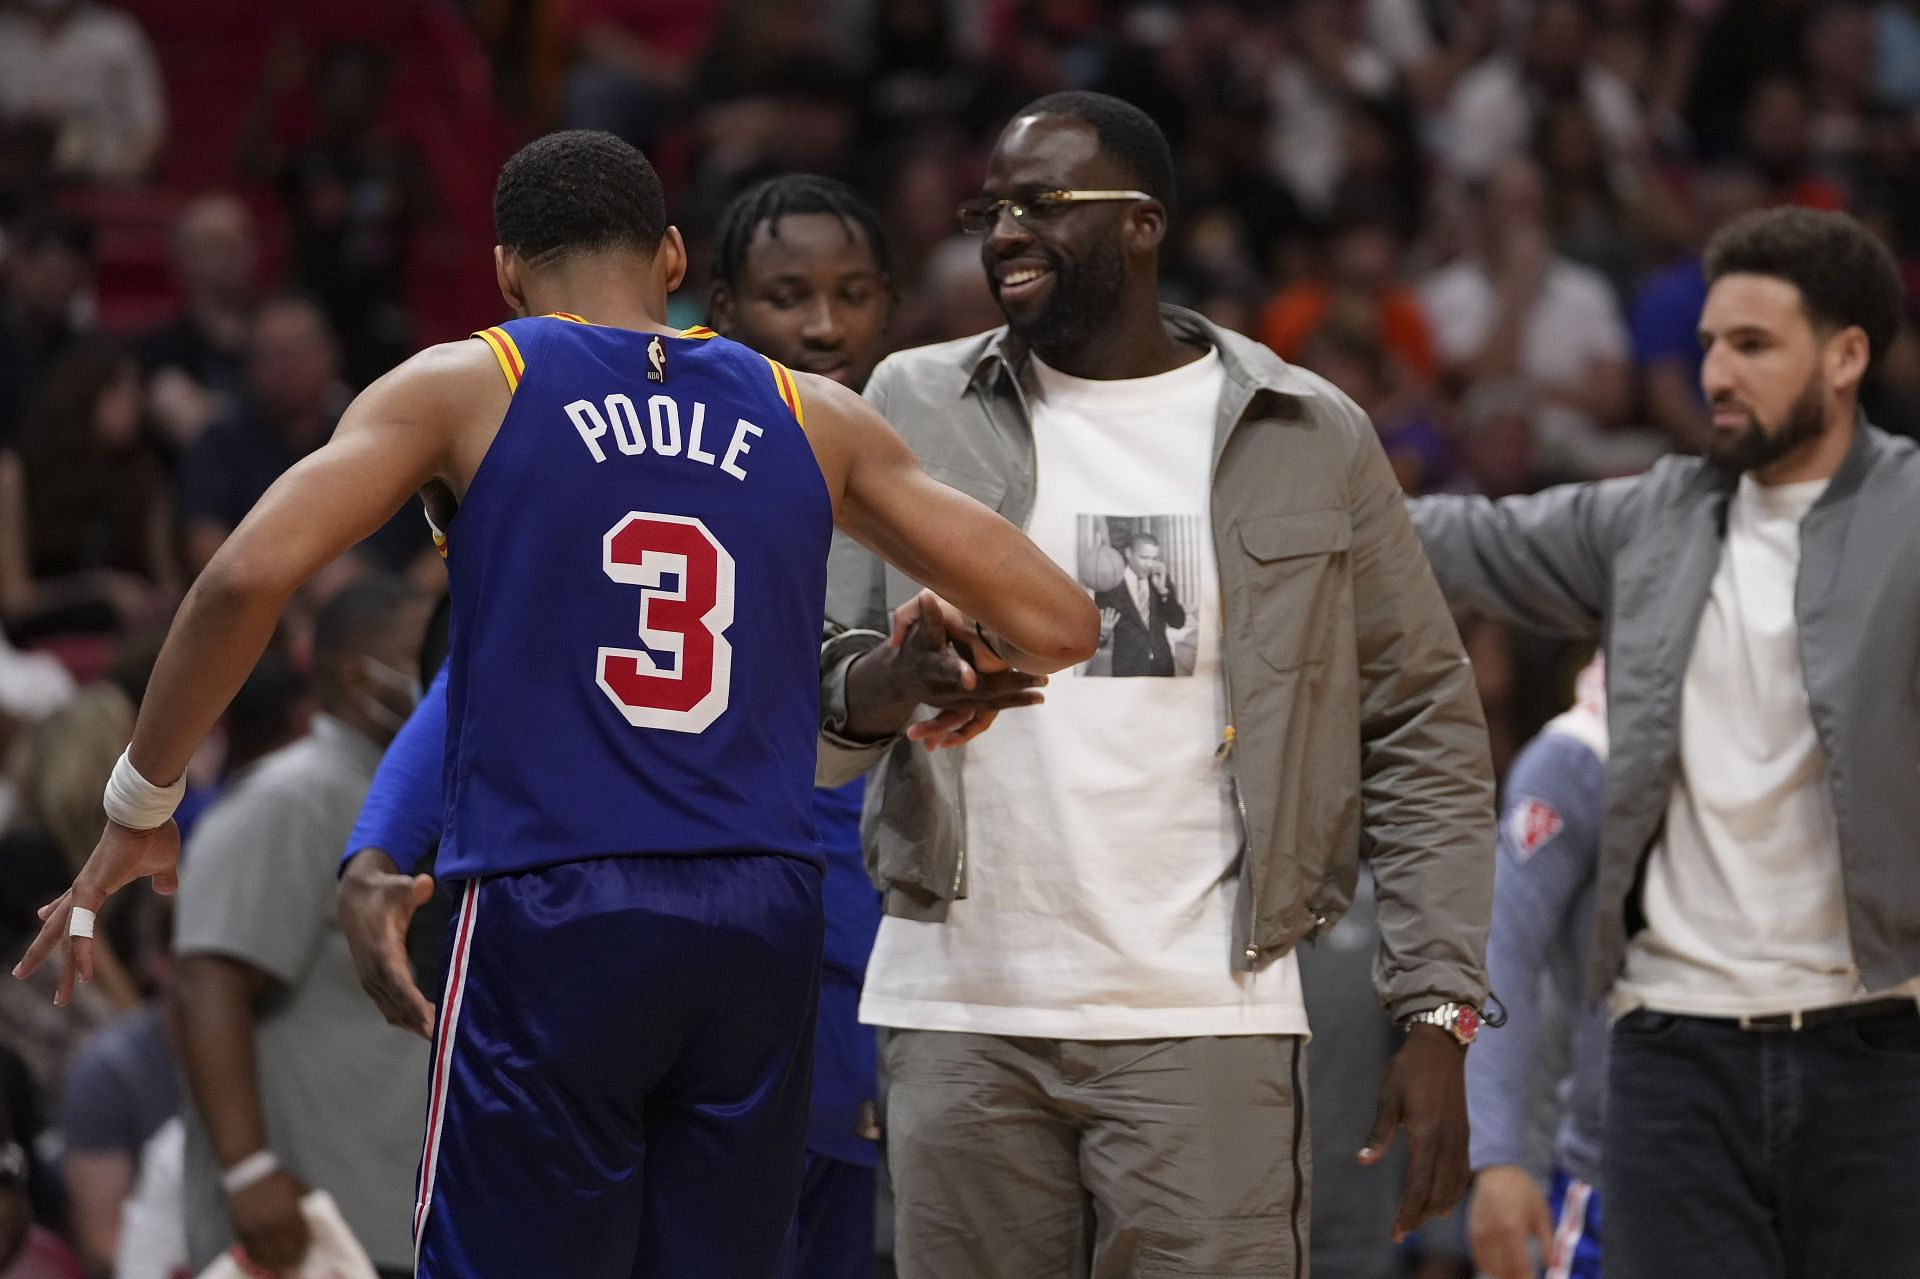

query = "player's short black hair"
[[314, 573, 423, 674], [494, 130, 666, 267], [710, 174, 894, 295], [1014, 91, 1177, 213], [1705, 207, 1904, 365]]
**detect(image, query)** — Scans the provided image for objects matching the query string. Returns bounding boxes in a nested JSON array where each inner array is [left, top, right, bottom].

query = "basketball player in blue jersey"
[[336, 173, 1035, 1278], [14, 130, 1099, 1279]]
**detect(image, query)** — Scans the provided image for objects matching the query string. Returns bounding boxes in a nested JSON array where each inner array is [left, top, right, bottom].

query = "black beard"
[[1704, 376, 1828, 475], [1005, 239, 1128, 355]]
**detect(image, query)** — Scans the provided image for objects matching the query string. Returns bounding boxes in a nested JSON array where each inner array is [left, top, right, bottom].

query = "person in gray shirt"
[[173, 574, 430, 1279]]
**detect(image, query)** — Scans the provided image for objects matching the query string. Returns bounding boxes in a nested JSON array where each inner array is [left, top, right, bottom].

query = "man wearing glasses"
[[816, 91, 1496, 1277]]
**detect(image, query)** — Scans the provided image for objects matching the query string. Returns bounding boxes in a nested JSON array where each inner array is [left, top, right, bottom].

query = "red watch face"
[[1455, 1006, 1480, 1043]]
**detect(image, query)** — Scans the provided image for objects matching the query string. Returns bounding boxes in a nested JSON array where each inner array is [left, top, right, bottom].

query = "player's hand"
[[1097, 607, 1119, 645], [892, 590, 1043, 750], [229, 1167, 311, 1274], [12, 820, 181, 1006], [338, 849, 437, 1038], [1357, 1024, 1471, 1243], [842, 590, 1046, 744], [1468, 1164, 1555, 1279]]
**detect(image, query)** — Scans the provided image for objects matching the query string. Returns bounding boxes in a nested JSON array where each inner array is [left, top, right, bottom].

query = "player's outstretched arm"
[[13, 341, 497, 1001], [797, 372, 1098, 675]]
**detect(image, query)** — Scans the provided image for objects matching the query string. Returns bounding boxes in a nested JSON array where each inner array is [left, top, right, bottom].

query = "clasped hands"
[[841, 590, 1050, 750]]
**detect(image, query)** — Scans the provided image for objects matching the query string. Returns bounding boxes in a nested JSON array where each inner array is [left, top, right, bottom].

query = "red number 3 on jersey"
[[597, 512, 735, 732]]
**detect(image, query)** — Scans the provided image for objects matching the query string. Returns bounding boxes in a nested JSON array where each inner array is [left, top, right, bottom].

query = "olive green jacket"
[[818, 307, 1494, 1017]]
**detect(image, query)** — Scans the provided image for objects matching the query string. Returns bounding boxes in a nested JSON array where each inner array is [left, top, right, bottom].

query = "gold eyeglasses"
[[956, 189, 1153, 234]]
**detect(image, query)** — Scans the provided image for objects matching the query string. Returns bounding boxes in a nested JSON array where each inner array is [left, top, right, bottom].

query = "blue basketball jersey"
[[436, 315, 832, 880]]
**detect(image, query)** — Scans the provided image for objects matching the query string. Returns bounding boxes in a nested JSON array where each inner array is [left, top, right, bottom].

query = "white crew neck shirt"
[[859, 348, 1309, 1040], [1616, 474, 1865, 1017]]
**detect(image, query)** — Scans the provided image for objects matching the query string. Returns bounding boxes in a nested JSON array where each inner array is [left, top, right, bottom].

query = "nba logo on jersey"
[[1508, 797, 1564, 861], [647, 335, 667, 383]]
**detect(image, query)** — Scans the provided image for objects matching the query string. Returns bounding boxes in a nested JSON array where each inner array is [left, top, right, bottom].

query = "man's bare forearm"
[[127, 564, 293, 785], [172, 955, 272, 1168]]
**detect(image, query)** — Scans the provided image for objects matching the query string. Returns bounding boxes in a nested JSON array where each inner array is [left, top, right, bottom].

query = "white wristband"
[[221, 1149, 280, 1195], [101, 748, 184, 831]]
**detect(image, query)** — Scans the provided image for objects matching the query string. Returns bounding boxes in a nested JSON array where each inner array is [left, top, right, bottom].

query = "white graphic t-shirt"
[[859, 349, 1310, 1039]]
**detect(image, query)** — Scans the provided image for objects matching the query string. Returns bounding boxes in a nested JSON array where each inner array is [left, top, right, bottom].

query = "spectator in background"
[[56, 891, 176, 1279], [889, 234, 1000, 346], [0, 211, 91, 449], [1259, 204, 1436, 386], [0, 0, 164, 184], [562, 0, 726, 149], [1629, 164, 1770, 450], [175, 297, 426, 578], [1685, 0, 1808, 159], [1448, 380, 1542, 501], [0, 342, 178, 643], [1534, 97, 1637, 298], [1298, 322, 1450, 496], [1742, 76, 1849, 211], [1801, 1, 1879, 181], [169, 642, 312, 844], [1371, 0, 1501, 117], [1264, 0, 1401, 217], [1441, 0, 1643, 187], [1421, 156, 1635, 481], [1590, 0, 1699, 149], [242, 44, 429, 387], [173, 576, 430, 1279], [140, 195, 260, 454]]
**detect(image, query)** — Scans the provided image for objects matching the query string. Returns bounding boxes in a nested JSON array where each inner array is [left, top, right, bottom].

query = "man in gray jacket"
[[817, 90, 1495, 1277], [1412, 206, 1920, 1278]]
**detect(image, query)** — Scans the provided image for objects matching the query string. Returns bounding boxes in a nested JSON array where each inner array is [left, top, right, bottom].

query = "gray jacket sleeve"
[[1345, 414, 1498, 1017], [815, 357, 905, 788], [1406, 478, 1645, 639]]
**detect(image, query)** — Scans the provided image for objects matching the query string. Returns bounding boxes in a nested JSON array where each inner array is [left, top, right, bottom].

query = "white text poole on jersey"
[[565, 392, 763, 479]]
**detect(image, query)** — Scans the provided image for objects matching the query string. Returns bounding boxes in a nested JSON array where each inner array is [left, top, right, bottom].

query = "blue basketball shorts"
[[1545, 1168, 1603, 1279], [412, 853, 824, 1279]]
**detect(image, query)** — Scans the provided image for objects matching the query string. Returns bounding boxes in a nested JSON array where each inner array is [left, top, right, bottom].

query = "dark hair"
[[710, 174, 893, 295], [313, 573, 423, 675], [494, 130, 666, 266], [1123, 531, 1161, 552], [1015, 91, 1177, 213], [1704, 207, 1904, 363]]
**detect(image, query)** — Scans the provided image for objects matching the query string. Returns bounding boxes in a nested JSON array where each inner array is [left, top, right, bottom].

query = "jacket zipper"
[[1214, 591, 1256, 961]]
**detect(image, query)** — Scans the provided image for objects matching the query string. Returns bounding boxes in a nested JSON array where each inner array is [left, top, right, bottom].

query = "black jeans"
[[1605, 1003, 1920, 1278]]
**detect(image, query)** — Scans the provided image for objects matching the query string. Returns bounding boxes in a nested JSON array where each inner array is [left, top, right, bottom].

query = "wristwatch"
[[1403, 1002, 1481, 1048]]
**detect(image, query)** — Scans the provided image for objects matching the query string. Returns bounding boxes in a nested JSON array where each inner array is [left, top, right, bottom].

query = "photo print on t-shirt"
[[1076, 514, 1201, 677]]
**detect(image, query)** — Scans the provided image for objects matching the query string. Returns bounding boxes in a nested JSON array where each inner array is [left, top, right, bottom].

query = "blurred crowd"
[[0, 0, 1918, 1275]]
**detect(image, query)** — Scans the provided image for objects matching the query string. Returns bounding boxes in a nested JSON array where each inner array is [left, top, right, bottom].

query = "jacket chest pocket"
[[1238, 510, 1351, 672]]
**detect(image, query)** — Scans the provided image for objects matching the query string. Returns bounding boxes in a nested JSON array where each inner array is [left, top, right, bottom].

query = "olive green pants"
[[884, 1030, 1310, 1278]]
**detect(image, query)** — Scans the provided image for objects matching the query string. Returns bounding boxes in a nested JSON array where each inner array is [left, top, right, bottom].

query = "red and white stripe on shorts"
[[1546, 1177, 1594, 1279], [412, 879, 481, 1267]]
